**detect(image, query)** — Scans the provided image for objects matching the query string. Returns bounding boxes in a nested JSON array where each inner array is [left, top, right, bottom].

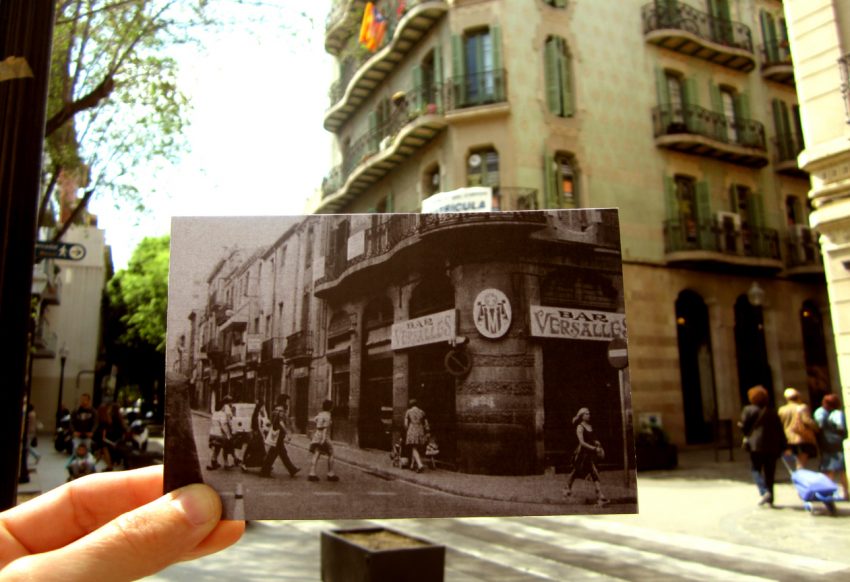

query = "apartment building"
[[308, 0, 839, 447]]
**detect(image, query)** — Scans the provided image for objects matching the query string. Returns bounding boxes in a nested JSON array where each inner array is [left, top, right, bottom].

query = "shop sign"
[[473, 288, 511, 339], [391, 309, 456, 350], [421, 187, 492, 213], [245, 334, 262, 353], [529, 306, 627, 341]]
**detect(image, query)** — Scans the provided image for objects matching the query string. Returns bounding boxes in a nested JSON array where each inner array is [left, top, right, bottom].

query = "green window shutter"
[[560, 41, 574, 116], [434, 45, 443, 111], [733, 92, 751, 145], [792, 105, 804, 151], [655, 68, 671, 130], [544, 38, 560, 115], [451, 34, 465, 106], [664, 175, 677, 221], [709, 82, 727, 141], [696, 181, 714, 249], [368, 110, 378, 153], [771, 99, 789, 159], [412, 65, 424, 113], [491, 26, 504, 101], [544, 153, 555, 208], [683, 77, 700, 133], [760, 11, 778, 62]]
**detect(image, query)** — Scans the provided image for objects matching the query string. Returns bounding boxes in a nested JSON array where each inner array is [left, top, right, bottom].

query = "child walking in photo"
[[308, 399, 338, 482]]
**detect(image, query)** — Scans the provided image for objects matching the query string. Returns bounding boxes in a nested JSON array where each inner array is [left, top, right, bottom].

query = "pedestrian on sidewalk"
[[207, 395, 237, 470], [404, 398, 429, 473], [70, 393, 97, 452], [739, 385, 786, 507], [66, 442, 97, 480], [260, 394, 300, 478], [778, 387, 819, 470], [813, 394, 848, 500], [26, 404, 42, 466], [563, 407, 609, 506], [308, 399, 338, 482], [241, 397, 269, 473]]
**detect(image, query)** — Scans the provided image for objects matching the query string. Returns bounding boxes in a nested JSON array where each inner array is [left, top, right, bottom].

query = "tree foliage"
[[106, 234, 169, 351]]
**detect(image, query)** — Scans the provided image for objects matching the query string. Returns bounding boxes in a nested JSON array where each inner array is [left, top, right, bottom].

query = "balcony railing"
[[773, 133, 803, 164], [284, 330, 313, 361], [642, 1, 754, 71], [653, 104, 766, 149], [446, 69, 507, 111], [761, 39, 791, 69], [664, 219, 780, 261], [785, 227, 821, 270], [261, 336, 285, 362]]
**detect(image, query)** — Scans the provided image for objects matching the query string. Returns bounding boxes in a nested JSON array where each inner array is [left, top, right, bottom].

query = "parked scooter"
[[53, 413, 73, 455]]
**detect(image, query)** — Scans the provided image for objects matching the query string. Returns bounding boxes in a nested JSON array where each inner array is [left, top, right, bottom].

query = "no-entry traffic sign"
[[607, 337, 628, 369]]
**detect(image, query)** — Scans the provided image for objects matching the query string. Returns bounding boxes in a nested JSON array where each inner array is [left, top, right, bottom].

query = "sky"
[[89, 0, 334, 269]]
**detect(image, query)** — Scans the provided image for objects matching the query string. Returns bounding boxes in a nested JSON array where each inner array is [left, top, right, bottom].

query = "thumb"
[[6, 484, 224, 582]]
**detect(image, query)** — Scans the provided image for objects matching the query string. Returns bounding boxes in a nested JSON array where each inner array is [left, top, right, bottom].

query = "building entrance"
[[409, 344, 456, 467], [360, 357, 393, 450], [543, 339, 622, 472], [294, 376, 309, 433], [676, 291, 716, 444]]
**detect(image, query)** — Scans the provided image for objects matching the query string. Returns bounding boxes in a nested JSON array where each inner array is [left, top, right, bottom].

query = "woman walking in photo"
[[563, 407, 609, 506], [404, 399, 429, 473]]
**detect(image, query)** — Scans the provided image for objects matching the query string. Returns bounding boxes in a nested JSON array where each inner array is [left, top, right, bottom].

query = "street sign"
[[35, 241, 86, 261], [607, 337, 628, 369]]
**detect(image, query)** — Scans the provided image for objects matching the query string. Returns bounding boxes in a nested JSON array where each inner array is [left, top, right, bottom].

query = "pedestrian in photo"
[[813, 394, 848, 500], [241, 397, 269, 473], [207, 395, 236, 470], [66, 442, 97, 481], [778, 387, 819, 469], [563, 407, 609, 506], [739, 385, 786, 507], [404, 398, 429, 473], [308, 399, 338, 482], [70, 393, 97, 452], [259, 394, 300, 478]]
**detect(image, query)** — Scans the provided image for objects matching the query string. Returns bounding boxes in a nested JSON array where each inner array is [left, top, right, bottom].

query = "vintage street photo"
[[164, 210, 637, 519]]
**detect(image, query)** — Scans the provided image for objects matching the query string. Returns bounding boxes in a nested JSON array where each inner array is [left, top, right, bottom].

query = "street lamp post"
[[57, 344, 69, 419]]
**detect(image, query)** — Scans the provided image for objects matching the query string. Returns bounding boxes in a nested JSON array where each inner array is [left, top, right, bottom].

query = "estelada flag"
[[360, 2, 388, 53], [359, 2, 375, 46]]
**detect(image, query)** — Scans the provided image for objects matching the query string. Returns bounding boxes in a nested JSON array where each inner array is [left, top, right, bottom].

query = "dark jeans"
[[749, 452, 778, 497], [260, 442, 298, 476]]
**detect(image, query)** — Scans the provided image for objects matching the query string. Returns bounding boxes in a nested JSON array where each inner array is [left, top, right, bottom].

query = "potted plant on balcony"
[[321, 527, 445, 582]]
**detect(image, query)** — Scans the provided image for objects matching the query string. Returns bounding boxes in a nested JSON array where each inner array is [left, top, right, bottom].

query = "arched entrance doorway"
[[675, 290, 716, 444], [734, 295, 773, 405], [801, 300, 831, 407]]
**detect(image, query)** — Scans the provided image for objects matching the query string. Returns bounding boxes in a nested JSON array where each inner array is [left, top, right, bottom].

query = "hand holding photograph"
[[164, 209, 637, 520]]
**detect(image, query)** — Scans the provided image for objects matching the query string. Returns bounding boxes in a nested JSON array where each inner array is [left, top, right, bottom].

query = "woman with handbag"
[[778, 387, 819, 470], [563, 407, 609, 506], [739, 385, 786, 507]]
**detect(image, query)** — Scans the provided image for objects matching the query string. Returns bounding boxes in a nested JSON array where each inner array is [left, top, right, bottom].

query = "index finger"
[[0, 466, 168, 559]]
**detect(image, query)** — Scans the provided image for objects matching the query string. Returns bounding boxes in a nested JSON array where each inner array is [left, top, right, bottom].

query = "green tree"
[[107, 234, 169, 351]]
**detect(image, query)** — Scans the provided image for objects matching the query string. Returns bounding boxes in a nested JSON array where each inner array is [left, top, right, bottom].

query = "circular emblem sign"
[[473, 288, 512, 339]]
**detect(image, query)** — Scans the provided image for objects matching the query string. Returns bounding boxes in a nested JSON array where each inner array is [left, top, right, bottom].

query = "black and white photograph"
[[164, 209, 637, 520]]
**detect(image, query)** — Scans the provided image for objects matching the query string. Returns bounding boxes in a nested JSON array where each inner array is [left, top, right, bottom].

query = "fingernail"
[[172, 484, 218, 526]]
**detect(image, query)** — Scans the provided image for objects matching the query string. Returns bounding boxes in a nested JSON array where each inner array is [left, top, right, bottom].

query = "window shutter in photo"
[[655, 68, 671, 130], [772, 99, 790, 159], [560, 40, 574, 116], [733, 92, 751, 146], [412, 65, 424, 113], [683, 77, 700, 133], [792, 105, 804, 150], [544, 38, 560, 115], [709, 82, 727, 141], [451, 34, 465, 106], [760, 11, 778, 62], [491, 25, 504, 101], [696, 181, 714, 249]]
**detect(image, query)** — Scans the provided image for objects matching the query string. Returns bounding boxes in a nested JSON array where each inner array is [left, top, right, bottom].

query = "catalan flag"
[[359, 2, 388, 53]]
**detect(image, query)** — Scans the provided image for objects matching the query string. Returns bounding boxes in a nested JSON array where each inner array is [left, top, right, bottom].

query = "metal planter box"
[[321, 527, 445, 582]]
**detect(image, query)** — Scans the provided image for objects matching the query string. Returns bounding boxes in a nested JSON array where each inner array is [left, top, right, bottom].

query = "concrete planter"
[[321, 527, 445, 582]]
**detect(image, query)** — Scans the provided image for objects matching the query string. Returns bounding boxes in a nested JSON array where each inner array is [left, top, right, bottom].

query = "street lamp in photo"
[[747, 281, 765, 308], [56, 343, 69, 417]]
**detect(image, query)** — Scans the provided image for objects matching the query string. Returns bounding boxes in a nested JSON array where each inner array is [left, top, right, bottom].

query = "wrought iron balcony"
[[652, 104, 768, 167], [319, 85, 447, 211], [840, 53, 850, 124], [772, 133, 806, 177], [760, 39, 794, 86], [663, 218, 782, 269], [324, 1, 449, 132], [283, 330, 313, 362], [446, 69, 507, 112], [642, 2, 755, 72], [325, 1, 367, 55], [261, 336, 285, 362], [784, 226, 822, 275]]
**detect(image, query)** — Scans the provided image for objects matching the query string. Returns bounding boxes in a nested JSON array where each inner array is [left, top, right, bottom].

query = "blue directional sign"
[[35, 241, 86, 261]]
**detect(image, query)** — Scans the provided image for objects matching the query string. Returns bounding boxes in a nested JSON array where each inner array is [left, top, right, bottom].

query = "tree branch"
[[52, 188, 95, 242], [45, 74, 115, 136], [37, 165, 61, 227]]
